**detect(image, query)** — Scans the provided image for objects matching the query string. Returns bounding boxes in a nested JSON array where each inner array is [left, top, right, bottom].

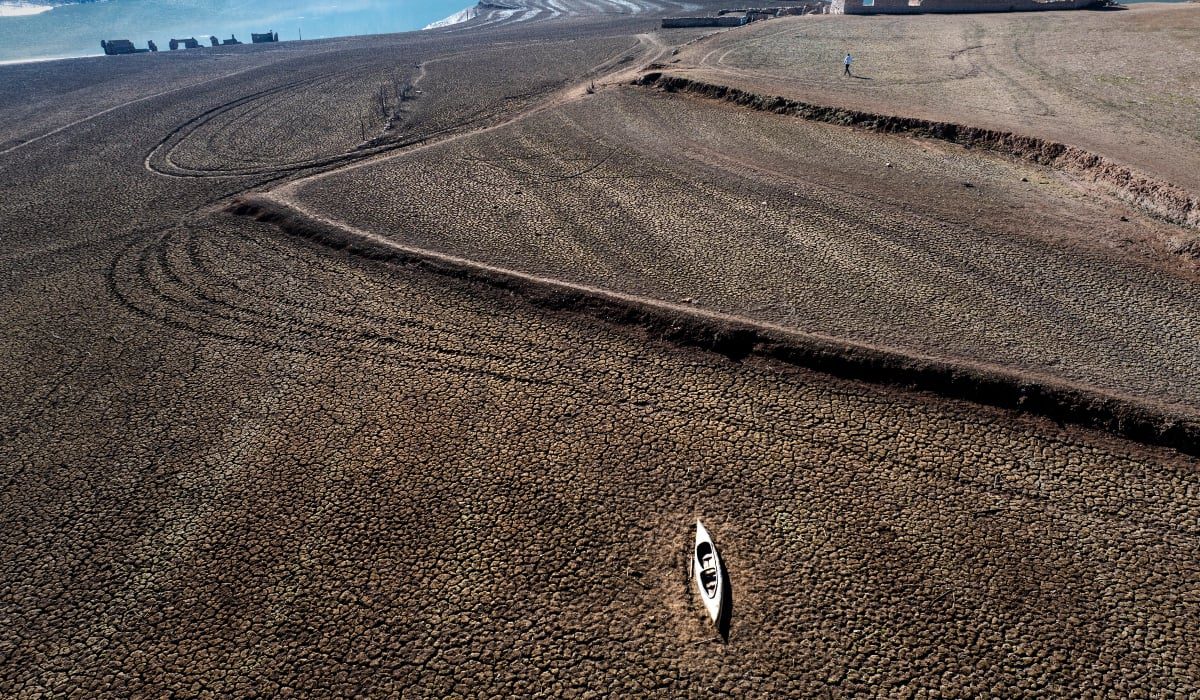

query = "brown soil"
[[2, 4, 1199, 697]]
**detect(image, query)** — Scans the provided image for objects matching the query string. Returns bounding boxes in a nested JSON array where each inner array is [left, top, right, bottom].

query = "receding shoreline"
[[0, 3, 54, 18]]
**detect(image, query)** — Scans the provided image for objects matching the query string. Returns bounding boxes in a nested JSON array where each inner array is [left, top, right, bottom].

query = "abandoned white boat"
[[693, 519, 725, 625]]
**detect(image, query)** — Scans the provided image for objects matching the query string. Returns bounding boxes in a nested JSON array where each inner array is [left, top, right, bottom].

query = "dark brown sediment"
[[230, 194, 1200, 456], [635, 73, 1200, 234]]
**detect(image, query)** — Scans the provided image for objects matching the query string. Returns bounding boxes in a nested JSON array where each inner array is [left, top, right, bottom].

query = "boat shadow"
[[716, 564, 733, 642]]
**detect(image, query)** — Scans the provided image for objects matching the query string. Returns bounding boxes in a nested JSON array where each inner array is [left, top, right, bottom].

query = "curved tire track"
[[104, 224, 581, 391]]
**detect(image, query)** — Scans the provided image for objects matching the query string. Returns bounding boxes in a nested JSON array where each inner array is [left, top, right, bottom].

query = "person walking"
[[843, 53, 853, 76]]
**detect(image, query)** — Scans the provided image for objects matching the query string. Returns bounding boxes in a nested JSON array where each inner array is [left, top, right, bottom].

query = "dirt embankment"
[[230, 195, 1200, 457], [636, 73, 1200, 239]]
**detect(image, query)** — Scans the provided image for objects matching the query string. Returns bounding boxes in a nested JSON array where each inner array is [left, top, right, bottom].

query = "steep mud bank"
[[230, 195, 1200, 456], [636, 73, 1200, 235]]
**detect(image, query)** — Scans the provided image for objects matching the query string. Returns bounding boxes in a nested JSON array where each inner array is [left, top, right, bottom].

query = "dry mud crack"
[[3, 5, 1200, 697]]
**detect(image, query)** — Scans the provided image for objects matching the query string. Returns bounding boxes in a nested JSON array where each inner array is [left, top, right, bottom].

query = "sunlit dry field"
[[669, 5, 1200, 190], [2, 3, 1198, 696]]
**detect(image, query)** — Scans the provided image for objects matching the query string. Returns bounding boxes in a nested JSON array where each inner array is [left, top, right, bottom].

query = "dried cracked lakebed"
[[2, 3, 1199, 697]]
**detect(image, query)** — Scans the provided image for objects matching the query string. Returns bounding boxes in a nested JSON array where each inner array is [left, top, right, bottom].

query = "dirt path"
[[265, 32, 671, 202]]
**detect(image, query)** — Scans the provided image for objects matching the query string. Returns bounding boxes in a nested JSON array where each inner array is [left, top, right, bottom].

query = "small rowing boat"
[[693, 519, 725, 625]]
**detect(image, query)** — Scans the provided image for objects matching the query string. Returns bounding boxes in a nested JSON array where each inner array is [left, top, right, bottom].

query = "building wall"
[[832, 0, 1098, 13], [662, 15, 748, 27]]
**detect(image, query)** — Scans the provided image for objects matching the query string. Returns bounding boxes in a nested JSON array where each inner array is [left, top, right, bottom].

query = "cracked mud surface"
[[2, 4, 1199, 697], [6, 215, 1200, 696]]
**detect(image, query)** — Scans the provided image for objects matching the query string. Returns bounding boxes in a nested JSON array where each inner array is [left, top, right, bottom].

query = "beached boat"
[[693, 519, 725, 625]]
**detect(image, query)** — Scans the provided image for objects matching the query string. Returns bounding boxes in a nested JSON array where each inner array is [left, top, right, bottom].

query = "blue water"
[[0, 0, 470, 63]]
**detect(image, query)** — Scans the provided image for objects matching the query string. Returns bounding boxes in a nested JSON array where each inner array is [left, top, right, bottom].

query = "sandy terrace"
[[289, 84, 1200, 413]]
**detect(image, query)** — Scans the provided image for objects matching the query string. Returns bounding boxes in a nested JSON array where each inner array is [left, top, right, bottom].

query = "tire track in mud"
[[109, 32, 675, 369], [126, 27, 1200, 461], [201, 38, 1200, 454], [694, 20, 980, 89], [143, 57, 474, 180], [306, 89, 1198, 406], [83, 205, 1200, 546], [102, 224, 585, 393], [144, 78, 326, 178], [257, 32, 667, 198], [1004, 21, 1192, 143], [146, 110, 494, 181], [962, 20, 1054, 119], [179, 225, 578, 355], [116, 34, 1200, 461], [0, 62, 306, 161], [114, 33, 675, 353], [143, 72, 389, 179], [142, 35, 653, 182]]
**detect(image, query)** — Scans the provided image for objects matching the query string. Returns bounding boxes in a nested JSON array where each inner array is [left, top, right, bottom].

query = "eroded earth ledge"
[[636, 72, 1200, 233], [231, 194, 1200, 456]]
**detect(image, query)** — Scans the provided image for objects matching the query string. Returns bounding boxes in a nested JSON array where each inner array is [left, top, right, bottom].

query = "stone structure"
[[832, 0, 1100, 13], [661, 15, 747, 27], [720, 3, 830, 15], [169, 37, 202, 50], [668, 2, 829, 27], [251, 31, 280, 43], [100, 39, 146, 55]]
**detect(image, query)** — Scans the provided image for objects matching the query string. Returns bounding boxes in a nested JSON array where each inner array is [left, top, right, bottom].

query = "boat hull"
[[693, 520, 725, 625]]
